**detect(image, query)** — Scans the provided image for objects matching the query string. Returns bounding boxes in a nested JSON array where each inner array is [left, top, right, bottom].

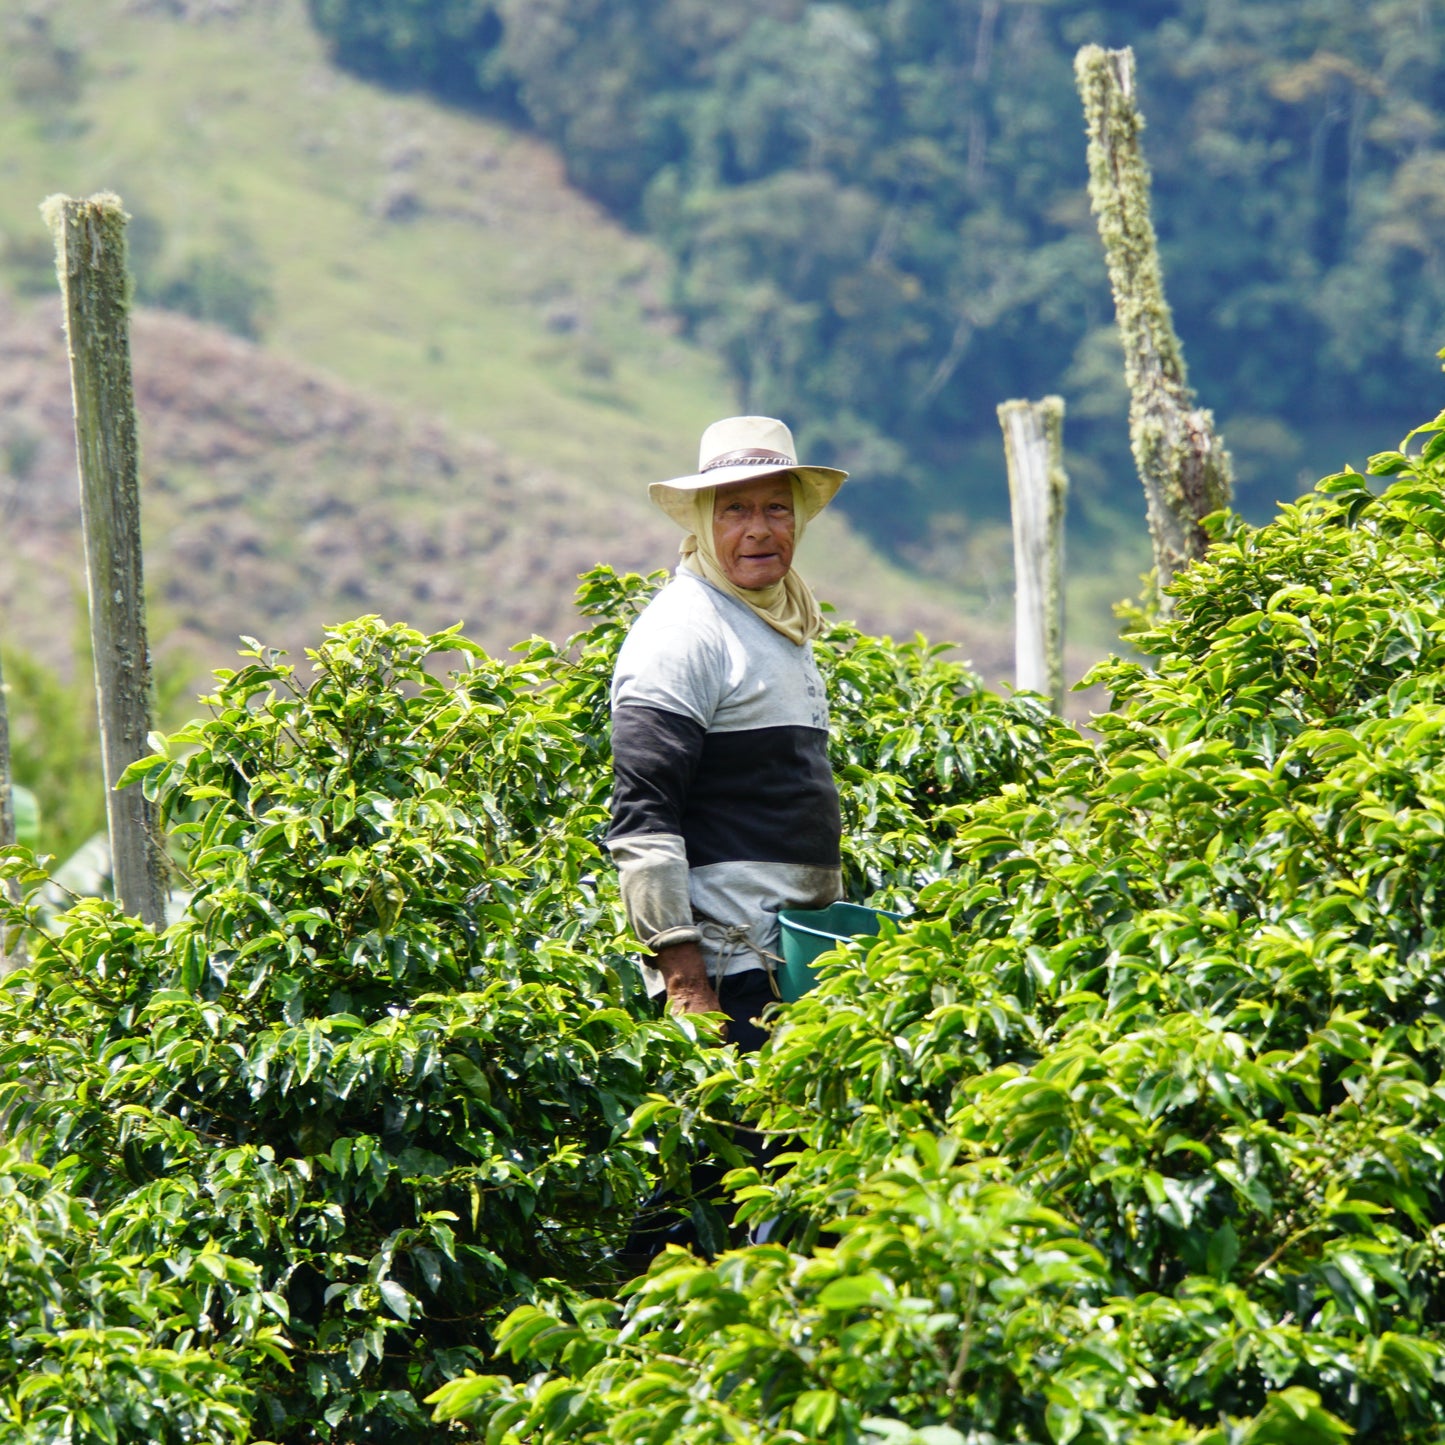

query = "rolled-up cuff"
[[608, 831, 694, 950], [644, 924, 702, 951]]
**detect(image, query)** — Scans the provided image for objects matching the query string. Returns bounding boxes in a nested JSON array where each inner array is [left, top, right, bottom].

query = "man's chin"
[[731, 561, 787, 589]]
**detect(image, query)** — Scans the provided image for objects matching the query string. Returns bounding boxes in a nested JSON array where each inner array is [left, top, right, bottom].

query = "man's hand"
[[655, 941, 725, 1037]]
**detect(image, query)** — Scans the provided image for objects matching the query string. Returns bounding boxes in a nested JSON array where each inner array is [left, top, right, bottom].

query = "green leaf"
[[792, 1389, 839, 1434], [1206, 1220, 1239, 1280], [816, 1273, 888, 1311], [379, 1279, 413, 1323], [1044, 1388, 1082, 1444]]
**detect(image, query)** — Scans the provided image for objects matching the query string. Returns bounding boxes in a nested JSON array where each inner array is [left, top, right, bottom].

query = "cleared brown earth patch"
[[1, 292, 1024, 704]]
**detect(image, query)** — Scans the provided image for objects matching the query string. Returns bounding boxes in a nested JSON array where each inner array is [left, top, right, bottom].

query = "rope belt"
[[695, 918, 785, 1000]]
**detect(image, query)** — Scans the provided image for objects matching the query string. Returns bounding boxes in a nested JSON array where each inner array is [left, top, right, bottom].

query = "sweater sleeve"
[[607, 704, 708, 950]]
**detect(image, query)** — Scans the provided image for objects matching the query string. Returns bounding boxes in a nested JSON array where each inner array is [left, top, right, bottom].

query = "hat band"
[[701, 449, 794, 471]]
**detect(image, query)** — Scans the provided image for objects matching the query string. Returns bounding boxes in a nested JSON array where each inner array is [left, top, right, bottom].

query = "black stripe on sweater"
[[610, 704, 840, 868], [610, 705, 705, 842]]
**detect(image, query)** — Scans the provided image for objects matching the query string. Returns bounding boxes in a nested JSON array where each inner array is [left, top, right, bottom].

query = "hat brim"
[[649, 463, 847, 530]]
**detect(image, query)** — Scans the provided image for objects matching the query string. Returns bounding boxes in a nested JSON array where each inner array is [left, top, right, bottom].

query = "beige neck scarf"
[[678, 477, 826, 646]]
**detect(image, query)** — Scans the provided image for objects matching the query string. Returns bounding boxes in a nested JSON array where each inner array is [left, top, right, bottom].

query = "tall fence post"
[[999, 397, 1068, 714], [1075, 44, 1232, 611], [42, 192, 167, 928]]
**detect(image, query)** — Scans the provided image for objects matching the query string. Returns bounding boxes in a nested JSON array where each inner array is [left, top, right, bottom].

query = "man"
[[607, 415, 847, 1050]]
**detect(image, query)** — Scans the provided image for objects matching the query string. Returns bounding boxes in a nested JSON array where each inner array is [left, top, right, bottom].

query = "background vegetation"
[[2, 0, 1035, 859], [9, 0, 1438, 704], [7, 405, 1445, 1441], [0, 0, 1036, 721], [305, 0, 1445, 566]]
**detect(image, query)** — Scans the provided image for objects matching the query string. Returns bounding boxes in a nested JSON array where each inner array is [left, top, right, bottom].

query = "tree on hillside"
[[307, 0, 1445, 554]]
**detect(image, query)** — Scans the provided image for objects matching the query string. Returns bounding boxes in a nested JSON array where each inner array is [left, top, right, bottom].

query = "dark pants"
[[715, 967, 777, 1054], [622, 969, 779, 1265]]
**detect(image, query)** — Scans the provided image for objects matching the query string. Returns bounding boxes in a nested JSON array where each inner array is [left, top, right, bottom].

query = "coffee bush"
[[433, 417, 1445, 1444], [0, 565, 1046, 1441]]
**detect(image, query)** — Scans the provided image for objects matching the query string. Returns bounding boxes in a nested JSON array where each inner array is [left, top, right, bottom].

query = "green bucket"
[[775, 902, 902, 1003]]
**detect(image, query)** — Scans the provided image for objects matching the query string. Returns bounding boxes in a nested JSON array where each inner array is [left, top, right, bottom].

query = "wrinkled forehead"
[[708, 473, 799, 511]]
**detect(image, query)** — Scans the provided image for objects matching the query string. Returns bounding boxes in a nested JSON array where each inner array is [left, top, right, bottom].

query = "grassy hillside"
[[1, 0, 729, 479], [1, 291, 1028, 677], [0, 0, 1134, 698]]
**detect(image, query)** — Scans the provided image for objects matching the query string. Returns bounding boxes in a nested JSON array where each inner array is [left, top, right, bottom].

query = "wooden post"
[[1075, 45, 1232, 610], [999, 397, 1068, 714], [42, 192, 166, 928]]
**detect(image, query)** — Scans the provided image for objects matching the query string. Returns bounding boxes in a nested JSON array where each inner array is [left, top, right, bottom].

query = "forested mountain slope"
[[310, 0, 1445, 565], [0, 0, 1057, 698]]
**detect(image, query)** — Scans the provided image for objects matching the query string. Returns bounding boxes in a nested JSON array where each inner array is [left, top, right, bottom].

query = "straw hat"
[[648, 416, 847, 529]]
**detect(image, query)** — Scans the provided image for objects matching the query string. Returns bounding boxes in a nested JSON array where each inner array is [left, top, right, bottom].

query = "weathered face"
[[711, 476, 797, 589]]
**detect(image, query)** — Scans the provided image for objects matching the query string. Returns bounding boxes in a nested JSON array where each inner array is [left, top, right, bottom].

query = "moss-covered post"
[[42, 192, 166, 928], [1075, 45, 1232, 609], [999, 396, 1068, 713]]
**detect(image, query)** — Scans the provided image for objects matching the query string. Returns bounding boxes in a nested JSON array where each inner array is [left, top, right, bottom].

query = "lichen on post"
[[1075, 44, 1233, 611], [41, 191, 166, 928], [999, 396, 1068, 714]]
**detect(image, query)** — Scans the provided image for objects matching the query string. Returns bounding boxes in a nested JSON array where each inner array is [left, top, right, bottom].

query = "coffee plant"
[[0, 564, 1051, 1442], [431, 410, 1445, 1443]]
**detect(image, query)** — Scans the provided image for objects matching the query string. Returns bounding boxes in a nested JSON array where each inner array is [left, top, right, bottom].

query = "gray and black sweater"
[[607, 569, 843, 995]]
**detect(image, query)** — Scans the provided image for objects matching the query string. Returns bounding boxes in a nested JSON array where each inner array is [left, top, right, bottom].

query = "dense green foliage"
[[1, 644, 105, 862], [13, 405, 1445, 1441], [306, 0, 1445, 547], [425, 411, 1445, 1444], [0, 569, 1051, 1442]]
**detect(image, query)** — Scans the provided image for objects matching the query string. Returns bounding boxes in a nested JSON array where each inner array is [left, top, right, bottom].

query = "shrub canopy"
[[0, 568, 1052, 1442], [8, 411, 1445, 1441], [430, 414, 1445, 1445]]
